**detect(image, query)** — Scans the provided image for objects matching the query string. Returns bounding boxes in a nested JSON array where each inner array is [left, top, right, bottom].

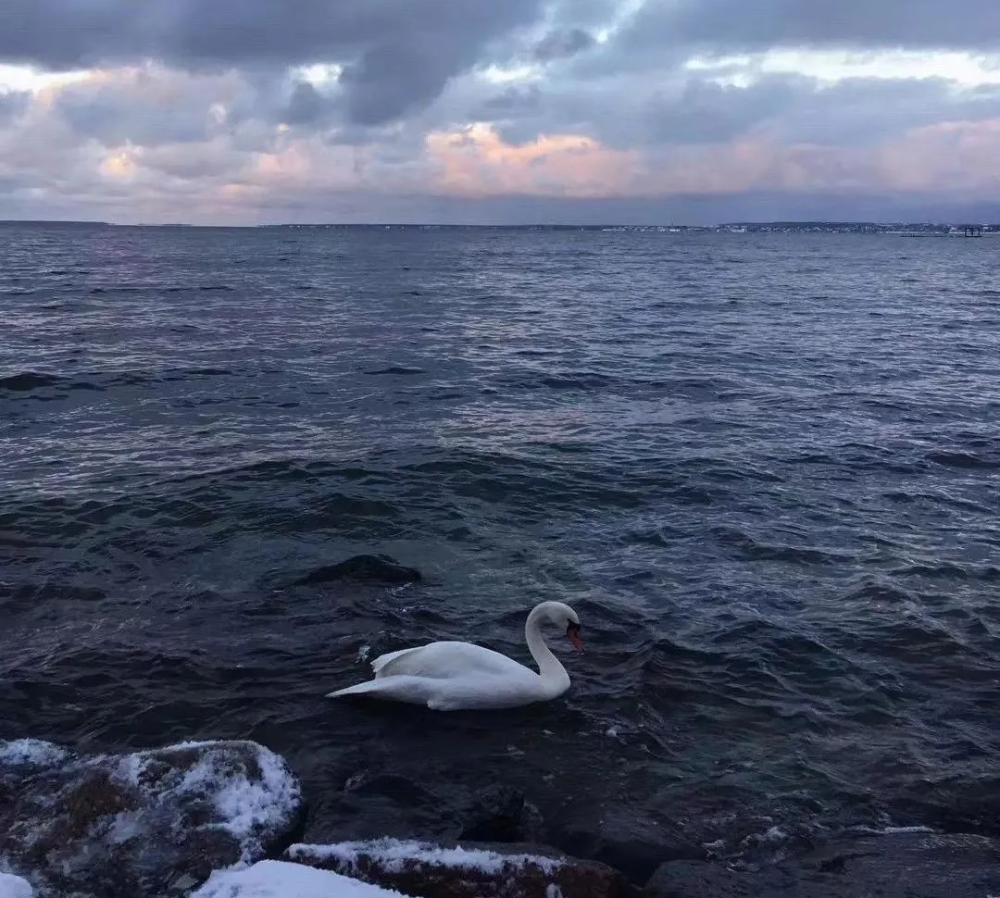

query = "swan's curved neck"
[[525, 605, 569, 691]]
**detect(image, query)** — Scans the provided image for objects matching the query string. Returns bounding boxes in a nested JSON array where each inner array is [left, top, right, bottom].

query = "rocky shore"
[[2, 735, 998, 898]]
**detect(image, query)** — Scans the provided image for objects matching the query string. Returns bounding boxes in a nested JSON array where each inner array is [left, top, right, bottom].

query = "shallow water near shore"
[[2, 223, 999, 866]]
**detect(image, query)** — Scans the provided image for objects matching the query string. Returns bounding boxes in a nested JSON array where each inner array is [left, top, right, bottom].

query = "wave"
[[710, 526, 857, 566], [926, 450, 1000, 470], [0, 366, 236, 398]]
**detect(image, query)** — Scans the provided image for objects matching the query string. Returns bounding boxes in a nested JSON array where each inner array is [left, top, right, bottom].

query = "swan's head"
[[540, 601, 584, 653]]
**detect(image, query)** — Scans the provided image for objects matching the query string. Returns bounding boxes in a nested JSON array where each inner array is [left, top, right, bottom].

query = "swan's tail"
[[324, 674, 430, 705], [324, 680, 384, 699]]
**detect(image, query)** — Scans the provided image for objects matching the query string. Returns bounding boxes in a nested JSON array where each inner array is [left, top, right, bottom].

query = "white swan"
[[324, 600, 583, 711]]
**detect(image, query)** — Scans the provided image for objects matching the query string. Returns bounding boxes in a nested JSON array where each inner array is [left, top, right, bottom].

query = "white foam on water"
[[191, 861, 405, 898], [288, 838, 564, 876], [357, 644, 372, 664], [849, 824, 936, 836], [0, 873, 33, 898], [0, 740, 70, 769]]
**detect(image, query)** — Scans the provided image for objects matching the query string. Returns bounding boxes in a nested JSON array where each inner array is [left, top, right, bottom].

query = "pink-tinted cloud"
[[426, 124, 642, 198], [4, 45, 1000, 223]]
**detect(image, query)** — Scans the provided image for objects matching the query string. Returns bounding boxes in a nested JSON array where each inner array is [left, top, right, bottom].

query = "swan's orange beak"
[[567, 623, 584, 653]]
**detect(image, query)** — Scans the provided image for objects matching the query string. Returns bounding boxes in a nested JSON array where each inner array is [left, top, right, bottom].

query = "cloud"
[[0, 89, 30, 122], [3, 0, 1000, 223], [0, 0, 549, 125], [533, 29, 597, 62], [625, 0, 1000, 52]]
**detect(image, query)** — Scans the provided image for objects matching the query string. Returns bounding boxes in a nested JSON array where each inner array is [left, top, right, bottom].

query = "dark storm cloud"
[[774, 78, 1000, 145], [52, 79, 215, 147], [481, 70, 1000, 151], [0, 90, 30, 122], [0, 0, 547, 125], [280, 81, 338, 127], [336, 39, 461, 126], [643, 76, 802, 145], [627, 0, 1000, 51], [533, 29, 597, 62]]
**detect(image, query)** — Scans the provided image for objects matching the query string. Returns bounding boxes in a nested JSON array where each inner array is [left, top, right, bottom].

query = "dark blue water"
[[2, 223, 999, 864]]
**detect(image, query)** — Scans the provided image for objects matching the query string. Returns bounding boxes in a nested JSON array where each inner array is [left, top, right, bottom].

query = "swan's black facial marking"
[[566, 620, 584, 652]]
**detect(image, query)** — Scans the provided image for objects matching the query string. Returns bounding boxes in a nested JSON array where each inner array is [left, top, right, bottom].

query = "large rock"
[[286, 838, 632, 898], [645, 831, 1000, 898], [0, 738, 304, 898]]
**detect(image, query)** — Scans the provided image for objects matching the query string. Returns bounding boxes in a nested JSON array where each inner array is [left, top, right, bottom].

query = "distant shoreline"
[[1, 219, 996, 235]]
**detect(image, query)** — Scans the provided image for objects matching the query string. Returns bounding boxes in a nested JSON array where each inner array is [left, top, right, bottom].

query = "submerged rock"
[[458, 785, 545, 844], [0, 738, 304, 898], [645, 831, 1000, 898], [294, 554, 423, 587], [286, 837, 632, 898], [547, 804, 704, 884]]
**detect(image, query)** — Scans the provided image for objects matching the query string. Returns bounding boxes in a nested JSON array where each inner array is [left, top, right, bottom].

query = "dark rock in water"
[[459, 785, 545, 844], [320, 770, 544, 849], [547, 804, 704, 885], [645, 832, 1000, 898], [645, 860, 762, 898], [896, 781, 1000, 838], [0, 738, 303, 898], [286, 838, 633, 898], [305, 769, 461, 846], [294, 554, 422, 586]]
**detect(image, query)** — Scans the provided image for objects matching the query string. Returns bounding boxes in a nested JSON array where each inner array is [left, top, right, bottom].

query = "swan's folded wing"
[[371, 641, 532, 681], [371, 646, 424, 676]]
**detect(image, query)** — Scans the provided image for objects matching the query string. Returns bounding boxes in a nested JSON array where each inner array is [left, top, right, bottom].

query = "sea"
[[2, 222, 999, 865]]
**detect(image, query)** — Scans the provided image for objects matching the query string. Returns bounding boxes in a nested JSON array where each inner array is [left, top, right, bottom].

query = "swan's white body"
[[325, 600, 582, 711]]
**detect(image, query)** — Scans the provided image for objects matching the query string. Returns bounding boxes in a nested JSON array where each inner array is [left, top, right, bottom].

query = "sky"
[[3, 0, 1000, 225]]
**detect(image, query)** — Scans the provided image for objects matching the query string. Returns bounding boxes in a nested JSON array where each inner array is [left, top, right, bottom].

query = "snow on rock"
[[0, 738, 304, 898], [192, 860, 406, 898], [0, 873, 33, 898], [286, 838, 631, 898]]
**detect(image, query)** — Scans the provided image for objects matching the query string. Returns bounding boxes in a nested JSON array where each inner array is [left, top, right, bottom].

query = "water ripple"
[[1, 226, 999, 854]]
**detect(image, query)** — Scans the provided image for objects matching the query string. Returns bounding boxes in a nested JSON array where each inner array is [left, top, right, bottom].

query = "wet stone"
[[0, 738, 304, 898]]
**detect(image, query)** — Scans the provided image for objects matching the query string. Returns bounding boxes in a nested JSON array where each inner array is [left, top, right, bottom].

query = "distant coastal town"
[[2, 220, 997, 235]]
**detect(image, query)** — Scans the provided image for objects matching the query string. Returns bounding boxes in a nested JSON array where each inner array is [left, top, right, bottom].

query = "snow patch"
[[191, 861, 405, 898], [0, 873, 33, 898], [288, 839, 564, 875]]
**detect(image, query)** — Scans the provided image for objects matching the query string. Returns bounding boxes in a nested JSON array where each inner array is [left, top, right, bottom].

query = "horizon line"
[[1, 218, 996, 229]]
